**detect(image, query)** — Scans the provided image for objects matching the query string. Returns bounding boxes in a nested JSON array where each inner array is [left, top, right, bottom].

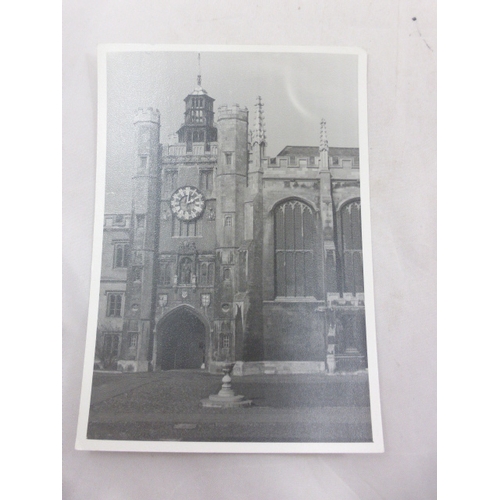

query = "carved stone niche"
[[178, 256, 194, 285], [206, 207, 216, 221], [217, 249, 233, 265], [178, 241, 197, 255]]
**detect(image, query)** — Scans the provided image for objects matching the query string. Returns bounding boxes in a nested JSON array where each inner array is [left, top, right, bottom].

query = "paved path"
[[87, 370, 373, 443]]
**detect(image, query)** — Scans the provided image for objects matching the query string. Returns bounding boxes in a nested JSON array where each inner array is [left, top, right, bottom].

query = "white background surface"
[[61, 0, 438, 498]]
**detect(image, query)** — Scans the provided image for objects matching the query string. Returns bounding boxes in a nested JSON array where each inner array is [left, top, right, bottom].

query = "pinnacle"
[[320, 118, 329, 152], [253, 96, 266, 146]]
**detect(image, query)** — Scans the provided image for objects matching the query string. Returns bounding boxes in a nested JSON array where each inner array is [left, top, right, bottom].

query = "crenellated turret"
[[216, 104, 249, 177], [213, 103, 249, 365], [214, 102, 249, 254], [118, 107, 162, 372]]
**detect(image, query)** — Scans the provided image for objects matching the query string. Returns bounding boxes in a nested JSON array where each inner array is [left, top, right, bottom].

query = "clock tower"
[[145, 69, 250, 373], [148, 74, 222, 373]]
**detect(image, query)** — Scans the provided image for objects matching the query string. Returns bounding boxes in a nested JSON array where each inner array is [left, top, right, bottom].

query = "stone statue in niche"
[[179, 257, 193, 284], [206, 207, 216, 221], [158, 294, 168, 308]]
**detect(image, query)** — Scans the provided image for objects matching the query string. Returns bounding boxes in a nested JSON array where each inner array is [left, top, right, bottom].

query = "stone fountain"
[[201, 362, 252, 408]]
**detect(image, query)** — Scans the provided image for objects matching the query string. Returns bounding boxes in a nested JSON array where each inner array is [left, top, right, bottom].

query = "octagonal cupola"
[[176, 60, 217, 151]]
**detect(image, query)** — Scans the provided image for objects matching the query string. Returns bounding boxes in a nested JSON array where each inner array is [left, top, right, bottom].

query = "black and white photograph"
[[76, 45, 383, 453]]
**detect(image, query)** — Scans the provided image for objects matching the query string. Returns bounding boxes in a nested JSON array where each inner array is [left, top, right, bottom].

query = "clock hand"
[[186, 195, 201, 205]]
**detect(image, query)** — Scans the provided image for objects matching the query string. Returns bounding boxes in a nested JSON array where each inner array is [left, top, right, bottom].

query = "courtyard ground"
[[86, 369, 373, 443]]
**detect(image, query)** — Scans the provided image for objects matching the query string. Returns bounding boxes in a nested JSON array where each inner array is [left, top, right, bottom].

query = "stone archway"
[[157, 307, 207, 370]]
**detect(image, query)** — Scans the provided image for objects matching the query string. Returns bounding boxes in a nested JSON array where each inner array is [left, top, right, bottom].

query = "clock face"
[[170, 186, 206, 221]]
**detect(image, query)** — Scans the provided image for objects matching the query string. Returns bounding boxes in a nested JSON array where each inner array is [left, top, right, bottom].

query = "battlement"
[[103, 213, 132, 228], [134, 107, 161, 124], [165, 142, 218, 159], [217, 104, 248, 122]]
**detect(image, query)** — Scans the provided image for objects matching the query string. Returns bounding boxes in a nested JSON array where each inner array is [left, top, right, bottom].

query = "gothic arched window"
[[113, 242, 129, 268], [340, 200, 364, 295], [171, 218, 200, 237], [274, 199, 317, 298], [198, 262, 214, 286], [159, 261, 172, 286]]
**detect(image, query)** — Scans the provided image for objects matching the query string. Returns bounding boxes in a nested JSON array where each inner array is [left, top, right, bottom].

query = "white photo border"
[[76, 44, 384, 454]]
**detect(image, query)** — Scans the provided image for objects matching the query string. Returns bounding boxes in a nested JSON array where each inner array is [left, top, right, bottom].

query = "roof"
[[184, 86, 215, 100], [276, 146, 359, 157], [191, 85, 207, 95]]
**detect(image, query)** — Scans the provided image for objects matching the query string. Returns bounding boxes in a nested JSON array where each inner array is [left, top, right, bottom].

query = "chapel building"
[[96, 77, 367, 375]]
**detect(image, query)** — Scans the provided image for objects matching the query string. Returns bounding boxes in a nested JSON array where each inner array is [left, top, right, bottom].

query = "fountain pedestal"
[[201, 363, 252, 408]]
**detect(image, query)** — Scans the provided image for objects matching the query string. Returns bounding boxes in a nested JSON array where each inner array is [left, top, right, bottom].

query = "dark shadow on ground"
[[87, 370, 373, 443]]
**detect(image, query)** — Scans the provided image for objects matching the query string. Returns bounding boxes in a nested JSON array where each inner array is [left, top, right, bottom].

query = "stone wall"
[[262, 301, 326, 361]]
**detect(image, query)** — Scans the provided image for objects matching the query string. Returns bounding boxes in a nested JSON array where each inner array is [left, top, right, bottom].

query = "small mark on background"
[[412, 16, 433, 52], [174, 423, 197, 429]]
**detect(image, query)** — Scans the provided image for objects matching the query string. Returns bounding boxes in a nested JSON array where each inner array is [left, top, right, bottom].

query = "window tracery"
[[274, 199, 317, 298], [340, 200, 363, 295]]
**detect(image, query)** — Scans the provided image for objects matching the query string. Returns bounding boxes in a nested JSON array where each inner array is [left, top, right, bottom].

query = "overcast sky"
[[104, 49, 359, 212]]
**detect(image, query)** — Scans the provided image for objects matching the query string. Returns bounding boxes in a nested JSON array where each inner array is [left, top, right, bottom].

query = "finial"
[[320, 118, 329, 152], [197, 53, 201, 86], [253, 96, 266, 146]]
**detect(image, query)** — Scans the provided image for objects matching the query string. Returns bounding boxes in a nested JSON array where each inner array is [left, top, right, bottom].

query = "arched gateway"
[[156, 306, 208, 370]]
